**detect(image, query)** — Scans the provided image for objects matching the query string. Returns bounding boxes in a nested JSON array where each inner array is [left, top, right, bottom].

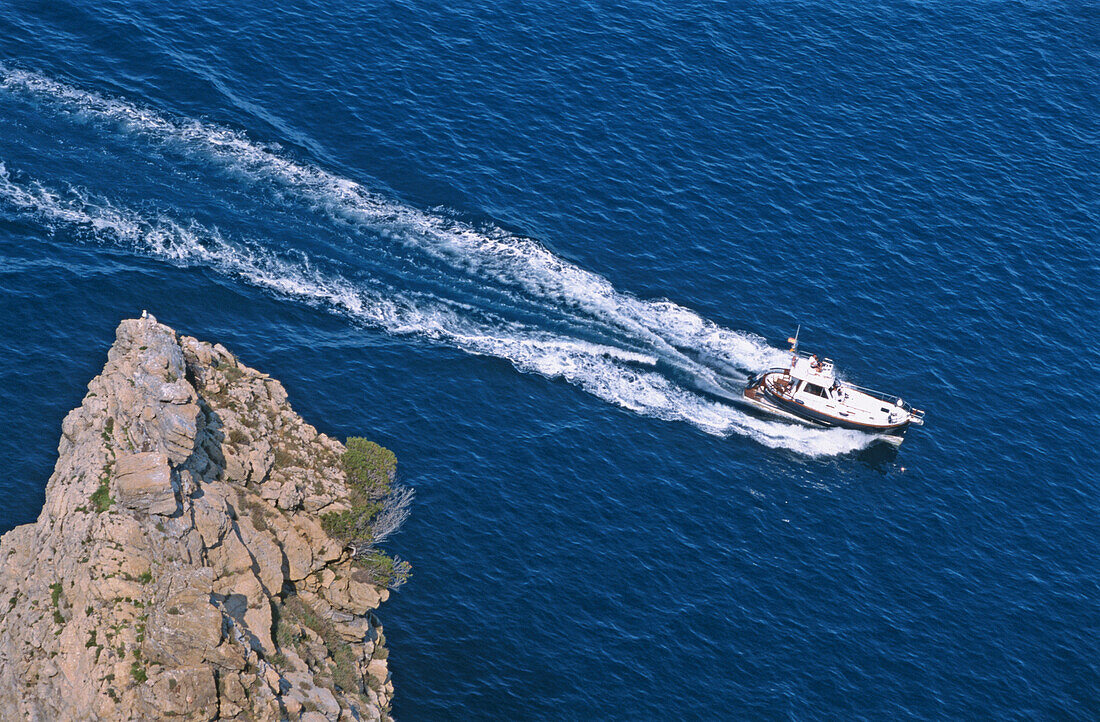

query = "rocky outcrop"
[[0, 315, 396, 721]]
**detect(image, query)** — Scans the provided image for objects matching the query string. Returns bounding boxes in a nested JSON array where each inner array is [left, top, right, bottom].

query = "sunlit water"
[[0, 2, 1096, 718]]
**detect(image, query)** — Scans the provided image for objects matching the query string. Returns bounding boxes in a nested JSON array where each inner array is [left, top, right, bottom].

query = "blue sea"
[[1, 1, 1097, 718]]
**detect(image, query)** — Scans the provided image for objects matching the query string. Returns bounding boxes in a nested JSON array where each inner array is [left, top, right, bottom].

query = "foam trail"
[[0, 66, 788, 384], [0, 164, 654, 366], [0, 164, 876, 456]]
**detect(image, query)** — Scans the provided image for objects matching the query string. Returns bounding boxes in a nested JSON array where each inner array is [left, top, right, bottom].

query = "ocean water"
[[1, 0, 1097, 718]]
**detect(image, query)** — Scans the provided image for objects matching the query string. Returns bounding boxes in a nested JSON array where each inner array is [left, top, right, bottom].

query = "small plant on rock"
[[90, 477, 114, 513], [321, 437, 413, 590], [350, 552, 411, 590]]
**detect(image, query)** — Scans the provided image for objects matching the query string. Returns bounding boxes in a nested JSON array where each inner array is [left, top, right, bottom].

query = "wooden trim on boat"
[[758, 372, 909, 433]]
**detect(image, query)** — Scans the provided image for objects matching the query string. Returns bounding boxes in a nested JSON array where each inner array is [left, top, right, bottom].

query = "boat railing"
[[756, 368, 796, 398], [843, 382, 925, 417], [756, 362, 925, 420]]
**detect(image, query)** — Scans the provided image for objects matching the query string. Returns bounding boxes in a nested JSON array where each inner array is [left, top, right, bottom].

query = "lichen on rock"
[[0, 315, 400, 721]]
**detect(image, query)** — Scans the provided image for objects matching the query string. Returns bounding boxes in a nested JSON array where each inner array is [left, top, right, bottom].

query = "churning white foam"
[[0, 164, 877, 457], [0, 66, 787, 377], [0, 67, 877, 455]]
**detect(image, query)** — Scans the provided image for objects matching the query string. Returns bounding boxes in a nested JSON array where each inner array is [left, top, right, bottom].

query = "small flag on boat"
[[787, 325, 800, 350]]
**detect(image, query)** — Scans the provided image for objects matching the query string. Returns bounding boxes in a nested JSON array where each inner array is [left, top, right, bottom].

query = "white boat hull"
[[743, 369, 920, 445]]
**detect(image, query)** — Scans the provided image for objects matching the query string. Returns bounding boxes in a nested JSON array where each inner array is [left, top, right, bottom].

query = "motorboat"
[[743, 329, 925, 445]]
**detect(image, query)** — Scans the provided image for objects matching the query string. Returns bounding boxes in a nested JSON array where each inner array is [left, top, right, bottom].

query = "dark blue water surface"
[[1, 1, 1097, 718]]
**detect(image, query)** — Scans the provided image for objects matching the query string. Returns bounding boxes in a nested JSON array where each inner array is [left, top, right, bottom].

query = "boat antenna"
[[787, 325, 800, 354]]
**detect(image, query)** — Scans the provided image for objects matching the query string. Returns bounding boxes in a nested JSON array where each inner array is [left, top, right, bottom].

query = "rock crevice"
[[0, 315, 395, 721]]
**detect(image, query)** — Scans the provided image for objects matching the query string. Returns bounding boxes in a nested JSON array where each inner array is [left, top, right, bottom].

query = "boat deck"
[[745, 370, 913, 437]]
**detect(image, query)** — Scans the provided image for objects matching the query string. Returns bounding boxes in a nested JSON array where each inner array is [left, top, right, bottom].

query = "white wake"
[[0, 68, 882, 456]]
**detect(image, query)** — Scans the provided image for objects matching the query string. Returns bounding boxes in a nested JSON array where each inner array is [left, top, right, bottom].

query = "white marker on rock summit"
[[0, 315, 404, 721]]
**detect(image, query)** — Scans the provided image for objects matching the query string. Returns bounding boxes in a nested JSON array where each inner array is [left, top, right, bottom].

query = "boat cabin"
[[768, 354, 909, 427], [777, 356, 842, 402], [741, 331, 925, 443]]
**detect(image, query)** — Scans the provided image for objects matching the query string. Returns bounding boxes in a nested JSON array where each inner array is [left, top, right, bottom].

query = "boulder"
[[144, 666, 218, 720], [114, 452, 178, 516]]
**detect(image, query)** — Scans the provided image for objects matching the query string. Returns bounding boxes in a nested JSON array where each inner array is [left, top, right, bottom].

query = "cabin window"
[[803, 383, 828, 398]]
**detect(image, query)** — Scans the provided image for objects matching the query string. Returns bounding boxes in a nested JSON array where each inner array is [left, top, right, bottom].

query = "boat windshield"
[[803, 382, 828, 398]]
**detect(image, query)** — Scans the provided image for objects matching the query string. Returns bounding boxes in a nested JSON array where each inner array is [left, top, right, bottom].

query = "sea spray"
[[0, 66, 784, 377], [0, 163, 876, 456], [0, 68, 876, 455]]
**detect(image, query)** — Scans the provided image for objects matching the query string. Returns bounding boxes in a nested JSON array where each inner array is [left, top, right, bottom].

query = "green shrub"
[[279, 595, 361, 695], [238, 494, 274, 532], [351, 551, 410, 590], [130, 661, 147, 683], [331, 643, 360, 694], [322, 437, 396, 546], [273, 446, 298, 470], [274, 608, 301, 652], [90, 477, 113, 513], [320, 503, 381, 543], [50, 584, 67, 624], [342, 438, 396, 496], [325, 437, 412, 591]]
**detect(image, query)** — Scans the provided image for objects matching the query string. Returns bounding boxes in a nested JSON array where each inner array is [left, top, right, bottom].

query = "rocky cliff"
[[0, 315, 397, 721]]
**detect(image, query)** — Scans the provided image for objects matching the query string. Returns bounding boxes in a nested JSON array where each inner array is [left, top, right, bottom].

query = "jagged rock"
[[114, 451, 178, 515], [0, 315, 397, 721], [367, 658, 390, 684], [145, 667, 218, 720]]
